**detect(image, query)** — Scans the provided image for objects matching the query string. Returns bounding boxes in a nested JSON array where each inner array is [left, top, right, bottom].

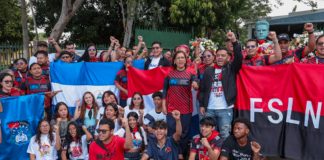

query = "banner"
[[236, 63, 324, 160], [0, 94, 45, 160], [50, 60, 144, 114]]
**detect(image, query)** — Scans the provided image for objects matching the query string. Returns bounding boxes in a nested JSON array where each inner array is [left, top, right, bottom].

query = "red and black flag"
[[236, 63, 324, 160]]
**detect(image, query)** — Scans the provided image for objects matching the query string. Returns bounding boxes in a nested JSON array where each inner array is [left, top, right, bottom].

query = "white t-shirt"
[[148, 57, 161, 70], [29, 53, 56, 66], [207, 68, 231, 110], [64, 135, 88, 160], [27, 134, 57, 160], [143, 109, 166, 125], [114, 127, 147, 149]]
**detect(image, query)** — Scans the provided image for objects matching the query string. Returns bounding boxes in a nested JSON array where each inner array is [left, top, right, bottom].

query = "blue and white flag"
[[0, 93, 45, 160], [50, 61, 145, 114]]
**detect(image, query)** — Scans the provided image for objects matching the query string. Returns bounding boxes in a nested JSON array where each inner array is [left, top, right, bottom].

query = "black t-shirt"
[[220, 135, 259, 160]]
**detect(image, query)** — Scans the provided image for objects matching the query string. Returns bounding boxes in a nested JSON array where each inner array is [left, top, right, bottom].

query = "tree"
[[49, 0, 84, 41], [20, 0, 29, 58], [0, 0, 22, 42]]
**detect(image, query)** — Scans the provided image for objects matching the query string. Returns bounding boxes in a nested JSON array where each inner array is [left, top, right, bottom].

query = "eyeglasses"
[[16, 62, 25, 65], [317, 42, 324, 46], [2, 80, 13, 84], [203, 55, 213, 58], [61, 56, 71, 59], [133, 97, 141, 100], [97, 129, 109, 134], [88, 49, 96, 51], [40, 125, 49, 128], [246, 45, 256, 49]]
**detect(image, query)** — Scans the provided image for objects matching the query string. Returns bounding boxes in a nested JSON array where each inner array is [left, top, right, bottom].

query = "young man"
[[199, 32, 242, 139], [220, 118, 262, 160], [143, 91, 167, 136], [35, 51, 49, 77], [275, 23, 315, 64], [243, 31, 282, 66], [144, 41, 171, 70], [141, 110, 182, 160], [28, 41, 56, 66], [189, 117, 223, 160], [89, 118, 133, 160], [58, 51, 73, 63]]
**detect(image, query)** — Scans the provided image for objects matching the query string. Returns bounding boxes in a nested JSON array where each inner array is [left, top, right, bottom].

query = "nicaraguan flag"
[[0, 93, 45, 160], [50, 61, 145, 114]]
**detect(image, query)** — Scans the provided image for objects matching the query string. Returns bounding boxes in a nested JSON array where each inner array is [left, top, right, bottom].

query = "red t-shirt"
[[89, 136, 126, 160], [0, 88, 22, 98]]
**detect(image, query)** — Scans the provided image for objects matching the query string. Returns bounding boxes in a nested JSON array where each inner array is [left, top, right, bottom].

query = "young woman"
[[115, 112, 147, 160], [123, 92, 146, 125], [74, 91, 98, 141], [61, 121, 88, 160], [162, 50, 199, 159], [96, 90, 119, 121], [78, 43, 100, 62], [13, 58, 29, 89], [50, 102, 71, 146], [96, 103, 122, 134], [27, 119, 60, 160], [0, 72, 22, 98], [115, 56, 133, 107]]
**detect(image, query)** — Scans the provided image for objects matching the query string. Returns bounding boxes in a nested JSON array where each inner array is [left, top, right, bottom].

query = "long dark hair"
[[35, 119, 54, 148], [129, 92, 144, 110], [79, 91, 98, 120], [54, 102, 71, 120], [64, 121, 83, 157], [101, 90, 118, 107], [78, 43, 97, 62], [126, 112, 145, 151]]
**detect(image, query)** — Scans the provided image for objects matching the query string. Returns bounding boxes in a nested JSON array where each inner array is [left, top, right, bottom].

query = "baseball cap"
[[37, 41, 48, 47], [278, 33, 290, 41]]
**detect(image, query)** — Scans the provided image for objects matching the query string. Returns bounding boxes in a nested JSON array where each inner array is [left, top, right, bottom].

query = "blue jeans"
[[205, 108, 233, 139]]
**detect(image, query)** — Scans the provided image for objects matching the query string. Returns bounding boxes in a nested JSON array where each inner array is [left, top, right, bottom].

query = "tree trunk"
[[29, 0, 38, 53], [50, 0, 84, 41], [122, 0, 137, 48], [20, 0, 29, 59]]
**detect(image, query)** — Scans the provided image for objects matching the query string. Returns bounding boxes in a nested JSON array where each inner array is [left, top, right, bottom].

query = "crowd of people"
[[0, 20, 324, 160]]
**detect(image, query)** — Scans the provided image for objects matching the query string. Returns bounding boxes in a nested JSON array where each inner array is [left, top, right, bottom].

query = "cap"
[[37, 41, 48, 47], [278, 33, 290, 41]]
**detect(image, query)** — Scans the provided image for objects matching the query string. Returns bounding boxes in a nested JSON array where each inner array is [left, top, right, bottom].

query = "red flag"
[[127, 66, 172, 97]]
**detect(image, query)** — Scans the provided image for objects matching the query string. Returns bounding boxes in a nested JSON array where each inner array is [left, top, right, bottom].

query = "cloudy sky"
[[269, 0, 324, 17]]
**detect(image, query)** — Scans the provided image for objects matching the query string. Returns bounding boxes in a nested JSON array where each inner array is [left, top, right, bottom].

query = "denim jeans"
[[205, 108, 233, 139]]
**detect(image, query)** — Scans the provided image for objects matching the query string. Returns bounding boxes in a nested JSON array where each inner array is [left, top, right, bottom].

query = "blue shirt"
[[146, 136, 178, 160]]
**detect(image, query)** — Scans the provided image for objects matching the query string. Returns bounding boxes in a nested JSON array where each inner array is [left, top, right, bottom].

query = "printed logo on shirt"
[[211, 69, 223, 97], [70, 142, 83, 157], [39, 143, 51, 157], [149, 63, 158, 69], [121, 76, 127, 83], [29, 84, 48, 90], [7, 121, 31, 145], [169, 78, 190, 86]]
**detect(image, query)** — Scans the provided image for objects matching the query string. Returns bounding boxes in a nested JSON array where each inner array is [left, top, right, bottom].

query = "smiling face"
[[68, 124, 77, 138], [152, 43, 162, 57], [30, 64, 42, 78], [200, 124, 215, 138], [1, 75, 13, 92], [202, 50, 215, 65], [84, 93, 94, 106], [174, 52, 187, 70], [16, 59, 27, 71], [132, 93, 142, 107], [87, 46, 97, 58], [246, 41, 258, 56], [316, 36, 324, 56], [105, 105, 117, 119]]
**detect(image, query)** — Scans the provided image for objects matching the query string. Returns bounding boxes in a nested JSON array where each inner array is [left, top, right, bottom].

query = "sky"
[[269, 0, 324, 17]]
